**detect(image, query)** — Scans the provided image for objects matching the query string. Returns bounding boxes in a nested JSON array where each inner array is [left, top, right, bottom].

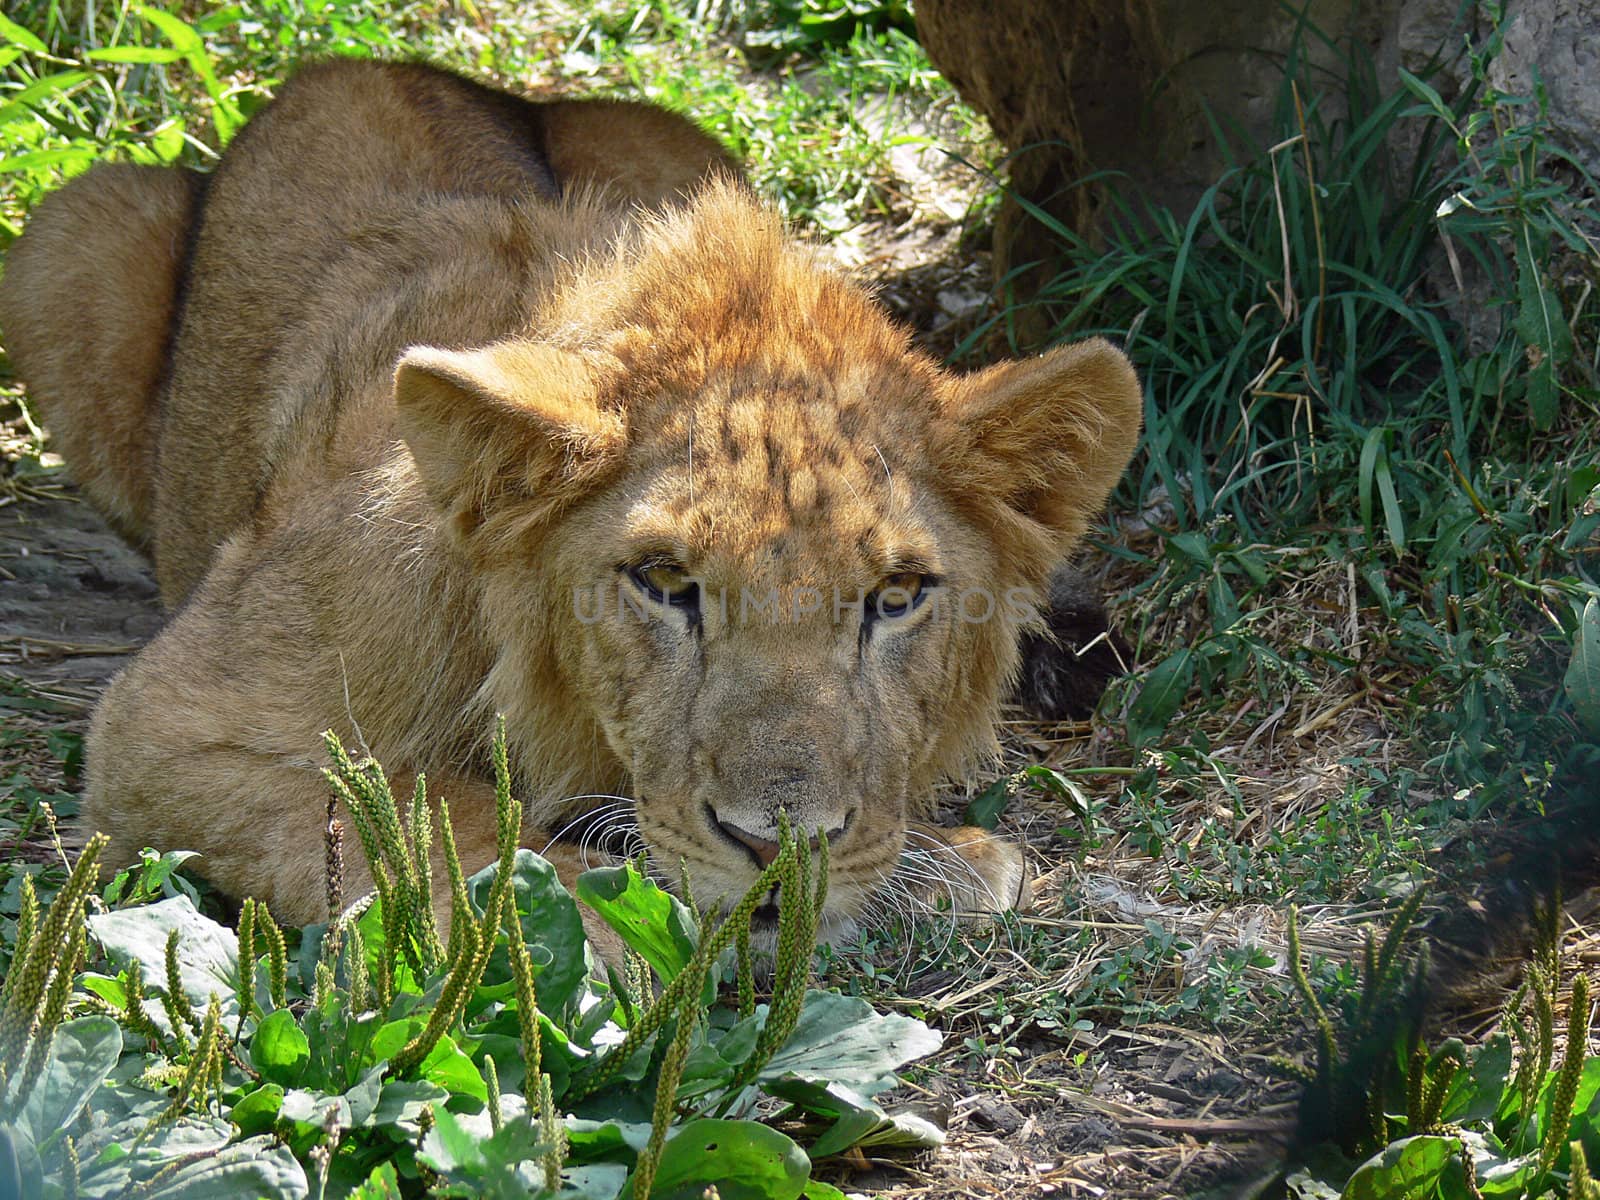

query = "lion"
[[0, 59, 1142, 942]]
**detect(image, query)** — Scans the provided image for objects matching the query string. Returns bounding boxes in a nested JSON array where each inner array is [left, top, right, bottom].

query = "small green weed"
[[0, 724, 945, 1198], [1279, 893, 1600, 1200]]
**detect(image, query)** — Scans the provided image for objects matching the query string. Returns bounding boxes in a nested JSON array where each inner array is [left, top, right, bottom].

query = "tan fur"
[[0, 60, 1141, 936], [0, 162, 202, 551]]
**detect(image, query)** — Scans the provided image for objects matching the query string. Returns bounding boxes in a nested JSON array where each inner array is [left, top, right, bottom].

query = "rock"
[[915, 0, 1599, 340], [1482, 0, 1600, 174]]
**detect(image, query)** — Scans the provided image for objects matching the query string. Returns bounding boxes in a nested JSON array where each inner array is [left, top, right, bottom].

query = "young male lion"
[[0, 60, 1141, 940]]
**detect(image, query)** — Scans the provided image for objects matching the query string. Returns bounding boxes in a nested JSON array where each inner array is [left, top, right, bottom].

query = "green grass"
[[0, 0, 987, 238], [966, 3, 1600, 888]]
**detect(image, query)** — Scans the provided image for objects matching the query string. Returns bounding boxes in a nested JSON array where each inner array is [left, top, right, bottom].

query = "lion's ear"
[[394, 341, 625, 537], [938, 337, 1142, 553]]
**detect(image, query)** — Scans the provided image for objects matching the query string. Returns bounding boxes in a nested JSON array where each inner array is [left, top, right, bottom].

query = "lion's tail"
[[0, 162, 204, 553]]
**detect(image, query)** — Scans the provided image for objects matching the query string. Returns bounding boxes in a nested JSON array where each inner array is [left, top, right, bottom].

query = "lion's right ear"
[[394, 341, 626, 539]]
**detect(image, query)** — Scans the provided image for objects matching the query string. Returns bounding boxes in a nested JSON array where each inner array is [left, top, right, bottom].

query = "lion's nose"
[[711, 812, 847, 870], [718, 819, 783, 868]]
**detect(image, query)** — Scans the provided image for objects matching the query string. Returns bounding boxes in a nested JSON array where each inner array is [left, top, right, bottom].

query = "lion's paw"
[[903, 822, 1031, 915]]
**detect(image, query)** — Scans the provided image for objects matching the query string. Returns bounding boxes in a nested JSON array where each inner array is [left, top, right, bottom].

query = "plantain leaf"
[[1514, 229, 1573, 430], [1342, 1134, 1456, 1200], [623, 1119, 809, 1200], [1566, 597, 1600, 737], [577, 864, 698, 984], [88, 896, 239, 1020], [1127, 648, 1194, 747], [12, 1016, 121, 1159]]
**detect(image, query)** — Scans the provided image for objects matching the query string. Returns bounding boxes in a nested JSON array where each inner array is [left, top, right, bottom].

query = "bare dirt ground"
[[1, 483, 161, 698]]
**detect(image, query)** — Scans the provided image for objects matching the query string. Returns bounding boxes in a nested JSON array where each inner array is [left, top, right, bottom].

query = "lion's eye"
[[869, 572, 929, 621], [628, 560, 699, 608]]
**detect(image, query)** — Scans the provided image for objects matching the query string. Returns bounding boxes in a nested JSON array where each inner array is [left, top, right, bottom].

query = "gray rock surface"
[[916, 0, 1597, 331]]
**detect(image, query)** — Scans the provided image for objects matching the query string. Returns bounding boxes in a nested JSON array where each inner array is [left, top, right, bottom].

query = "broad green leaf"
[[1565, 597, 1600, 737], [1514, 228, 1572, 430], [1017, 764, 1091, 816], [419, 1034, 488, 1102], [349, 900, 419, 1000], [150, 119, 187, 163], [369, 1015, 426, 1065], [0, 14, 48, 54], [1343, 1134, 1455, 1200], [473, 1020, 589, 1100], [1208, 572, 1241, 633], [417, 1107, 484, 1174], [1166, 531, 1214, 566], [1476, 1145, 1538, 1197], [0, 1125, 42, 1200], [363, 1079, 449, 1136], [1283, 1167, 1341, 1199], [802, 1183, 849, 1200], [577, 864, 698, 984], [135, 1135, 308, 1199], [468, 850, 589, 1017], [72, 1119, 284, 1197], [1439, 1033, 1512, 1125], [565, 1163, 632, 1195], [1397, 68, 1452, 121], [88, 896, 239, 1020], [1358, 425, 1400, 551], [756, 992, 940, 1095], [1375, 440, 1406, 554], [1567, 465, 1600, 508], [348, 1162, 403, 1200], [250, 1009, 310, 1086], [279, 1090, 352, 1131], [962, 778, 1011, 830], [764, 1077, 944, 1157], [78, 974, 127, 1010], [1534, 1054, 1600, 1154], [625, 1119, 809, 1200], [13, 1016, 121, 1156], [421, 1110, 556, 1196], [1126, 648, 1194, 747], [230, 1084, 285, 1137], [676, 1015, 763, 1103], [340, 1066, 386, 1128], [565, 1117, 652, 1163]]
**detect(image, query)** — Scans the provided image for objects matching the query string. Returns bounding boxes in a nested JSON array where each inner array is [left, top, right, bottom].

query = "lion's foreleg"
[[903, 821, 1032, 916]]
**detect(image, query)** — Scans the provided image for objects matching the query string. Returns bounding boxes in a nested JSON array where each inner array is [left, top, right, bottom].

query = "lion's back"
[[150, 59, 737, 604]]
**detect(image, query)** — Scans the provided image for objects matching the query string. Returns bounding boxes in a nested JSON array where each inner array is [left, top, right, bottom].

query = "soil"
[[0, 484, 161, 698], [832, 1030, 1294, 1198]]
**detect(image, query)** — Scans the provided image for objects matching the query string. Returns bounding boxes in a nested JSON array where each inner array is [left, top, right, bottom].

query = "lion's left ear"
[[937, 337, 1142, 553], [394, 340, 626, 540]]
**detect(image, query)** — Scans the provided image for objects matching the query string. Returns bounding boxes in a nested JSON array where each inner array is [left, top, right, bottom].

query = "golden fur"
[[0, 60, 1142, 936]]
